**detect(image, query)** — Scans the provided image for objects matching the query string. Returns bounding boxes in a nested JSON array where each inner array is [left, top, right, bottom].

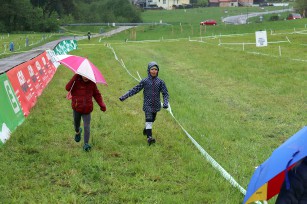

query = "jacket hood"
[[147, 61, 159, 77]]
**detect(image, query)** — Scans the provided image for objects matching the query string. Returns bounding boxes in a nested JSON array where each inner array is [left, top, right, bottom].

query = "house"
[[136, 0, 190, 10], [209, 0, 253, 7]]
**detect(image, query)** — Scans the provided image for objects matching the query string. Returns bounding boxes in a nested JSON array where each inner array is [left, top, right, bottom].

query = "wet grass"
[[0, 33, 61, 59], [0, 7, 306, 203]]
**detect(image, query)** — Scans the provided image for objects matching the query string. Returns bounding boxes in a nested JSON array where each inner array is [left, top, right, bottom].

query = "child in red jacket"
[[66, 74, 106, 151]]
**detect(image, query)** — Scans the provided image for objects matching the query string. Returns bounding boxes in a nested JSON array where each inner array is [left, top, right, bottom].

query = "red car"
[[200, 19, 217, 26], [287, 13, 302, 20]]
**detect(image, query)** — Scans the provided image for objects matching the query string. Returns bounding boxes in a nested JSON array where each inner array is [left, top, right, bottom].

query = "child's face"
[[82, 76, 89, 82], [149, 67, 158, 77]]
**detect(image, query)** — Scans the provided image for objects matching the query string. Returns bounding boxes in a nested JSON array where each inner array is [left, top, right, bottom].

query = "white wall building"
[[148, 0, 190, 10]]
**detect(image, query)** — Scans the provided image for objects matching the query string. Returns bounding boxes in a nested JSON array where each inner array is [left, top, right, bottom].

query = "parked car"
[[287, 13, 302, 20], [200, 19, 217, 26], [173, 4, 193, 9]]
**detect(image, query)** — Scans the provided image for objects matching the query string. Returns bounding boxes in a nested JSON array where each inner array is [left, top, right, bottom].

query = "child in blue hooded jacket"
[[119, 61, 169, 145]]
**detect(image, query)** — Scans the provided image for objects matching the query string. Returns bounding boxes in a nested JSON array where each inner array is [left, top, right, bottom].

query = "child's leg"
[[145, 112, 157, 145], [145, 112, 157, 138], [73, 110, 82, 133], [82, 113, 91, 144], [143, 112, 156, 135], [152, 113, 157, 122]]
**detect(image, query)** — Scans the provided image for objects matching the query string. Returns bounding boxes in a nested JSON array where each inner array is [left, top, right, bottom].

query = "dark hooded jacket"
[[275, 157, 307, 204], [120, 61, 169, 113], [66, 74, 106, 114]]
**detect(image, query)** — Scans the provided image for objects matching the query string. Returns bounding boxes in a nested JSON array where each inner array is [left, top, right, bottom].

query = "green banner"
[[0, 74, 25, 145], [53, 40, 78, 55]]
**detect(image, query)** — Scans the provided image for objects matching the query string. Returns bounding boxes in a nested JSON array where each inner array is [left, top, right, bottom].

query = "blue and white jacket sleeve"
[[161, 80, 169, 106], [121, 80, 144, 100]]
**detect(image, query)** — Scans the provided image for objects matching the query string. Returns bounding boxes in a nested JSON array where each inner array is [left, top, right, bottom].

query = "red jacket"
[[66, 74, 106, 114]]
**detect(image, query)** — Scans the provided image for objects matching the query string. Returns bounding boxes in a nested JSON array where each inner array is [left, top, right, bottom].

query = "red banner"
[[36, 51, 57, 83], [7, 63, 38, 117], [28, 52, 57, 90], [6, 51, 57, 117]]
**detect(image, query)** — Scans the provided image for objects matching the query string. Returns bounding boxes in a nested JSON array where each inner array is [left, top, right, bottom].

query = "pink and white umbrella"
[[56, 54, 107, 85]]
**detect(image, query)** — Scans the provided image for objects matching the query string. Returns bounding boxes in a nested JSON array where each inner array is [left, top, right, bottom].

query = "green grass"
[[96, 17, 307, 43], [0, 33, 62, 59], [0, 7, 306, 203], [141, 6, 307, 36], [141, 6, 293, 25]]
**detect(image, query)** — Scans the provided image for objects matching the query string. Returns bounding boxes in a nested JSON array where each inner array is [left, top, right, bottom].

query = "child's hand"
[[119, 96, 126, 101], [100, 105, 106, 112]]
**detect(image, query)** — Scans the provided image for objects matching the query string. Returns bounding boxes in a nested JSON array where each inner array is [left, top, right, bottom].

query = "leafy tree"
[[0, 0, 142, 32], [105, 0, 142, 22], [72, 1, 101, 22], [295, 0, 307, 17], [191, 0, 207, 7], [23, 6, 45, 31], [30, 0, 75, 18], [40, 11, 60, 32], [0, 0, 38, 32], [0, 0, 61, 32], [73, 0, 141, 23]]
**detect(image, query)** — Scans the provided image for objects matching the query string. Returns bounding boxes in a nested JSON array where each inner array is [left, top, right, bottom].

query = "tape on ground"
[[107, 44, 247, 196]]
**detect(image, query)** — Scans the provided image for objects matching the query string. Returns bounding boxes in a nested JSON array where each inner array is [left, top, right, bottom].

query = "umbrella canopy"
[[56, 55, 107, 85], [243, 126, 307, 204]]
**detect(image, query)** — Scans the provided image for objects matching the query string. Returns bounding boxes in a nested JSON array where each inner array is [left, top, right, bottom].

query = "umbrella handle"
[[69, 81, 75, 92]]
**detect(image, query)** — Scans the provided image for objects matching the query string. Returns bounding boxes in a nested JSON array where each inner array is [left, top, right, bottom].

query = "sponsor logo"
[[42, 57, 49, 69], [4, 80, 20, 114], [35, 61, 44, 75], [258, 38, 266, 46], [28, 65, 37, 83], [17, 71, 29, 93]]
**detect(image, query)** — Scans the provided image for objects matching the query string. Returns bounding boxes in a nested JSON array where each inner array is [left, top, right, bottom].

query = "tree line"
[[0, 0, 142, 32], [0, 0, 306, 33], [295, 0, 307, 17]]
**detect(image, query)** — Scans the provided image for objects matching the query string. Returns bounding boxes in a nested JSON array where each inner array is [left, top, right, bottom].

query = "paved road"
[[222, 9, 293, 25], [0, 26, 134, 74]]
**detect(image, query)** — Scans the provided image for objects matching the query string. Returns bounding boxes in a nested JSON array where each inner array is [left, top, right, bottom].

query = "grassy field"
[[0, 33, 61, 59], [141, 6, 293, 25], [0, 6, 306, 204], [101, 7, 307, 42]]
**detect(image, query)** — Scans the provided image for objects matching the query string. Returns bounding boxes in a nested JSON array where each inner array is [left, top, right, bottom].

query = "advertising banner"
[[29, 56, 49, 89], [46, 49, 60, 68], [29, 51, 57, 86], [6, 51, 58, 116], [6, 62, 38, 117], [53, 40, 78, 55], [0, 74, 25, 145], [20, 60, 45, 97], [39, 51, 57, 78]]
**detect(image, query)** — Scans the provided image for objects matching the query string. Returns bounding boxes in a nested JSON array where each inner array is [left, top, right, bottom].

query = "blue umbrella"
[[243, 126, 307, 204]]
